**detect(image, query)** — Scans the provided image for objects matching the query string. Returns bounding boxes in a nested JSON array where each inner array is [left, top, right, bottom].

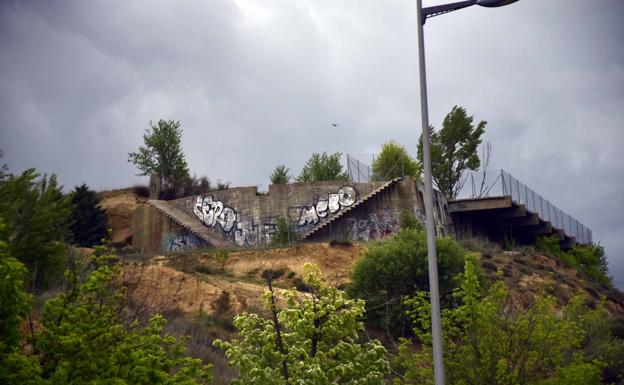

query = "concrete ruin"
[[129, 170, 592, 254]]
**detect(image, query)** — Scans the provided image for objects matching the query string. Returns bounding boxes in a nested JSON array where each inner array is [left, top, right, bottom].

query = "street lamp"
[[414, 1, 519, 385]]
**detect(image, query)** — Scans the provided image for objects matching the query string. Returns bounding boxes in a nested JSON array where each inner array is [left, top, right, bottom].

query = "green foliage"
[[372, 140, 421, 180], [399, 210, 423, 231], [35, 255, 212, 384], [271, 216, 295, 246], [296, 152, 349, 182], [68, 183, 108, 247], [418, 106, 486, 198], [215, 250, 230, 273], [0, 168, 70, 288], [128, 119, 190, 191], [349, 229, 465, 334], [536, 236, 611, 285], [270, 165, 290, 184], [0, 220, 43, 384], [215, 263, 389, 385], [397, 256, 611, 385], [0, 222, 31, 350]]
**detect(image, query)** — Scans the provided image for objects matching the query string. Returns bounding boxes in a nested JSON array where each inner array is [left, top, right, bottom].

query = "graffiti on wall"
[[192, 195, 278, 247], [234, 219, 277, 247], [297, 185, 358, 226], [163, 233, 201, 252], [194, 195, 237, 232], [346, 208, 399, 242]]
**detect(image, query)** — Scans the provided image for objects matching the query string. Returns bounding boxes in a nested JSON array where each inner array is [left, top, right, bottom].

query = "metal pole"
[[416, 1, 445, 383]]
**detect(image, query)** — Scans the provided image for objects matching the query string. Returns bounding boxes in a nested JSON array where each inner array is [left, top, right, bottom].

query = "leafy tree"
[[35, 253, 212, 384], [68, 183, 108, 247], [0, 169, 70, 288], [418, 106, 486, 199], [348, 229, 465, 334], [372, 141, 420, 180], [396, 256, 609, 385], [128, 119, 190, 191], [0, 219, 43, 385], [270, 165, 291, 184], [214, 263, 389, 385], [296, 152, 349, 182]]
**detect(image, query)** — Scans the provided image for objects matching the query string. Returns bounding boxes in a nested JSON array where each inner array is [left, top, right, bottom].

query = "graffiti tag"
[[298, 185, 358, 226], [193, 195, 237, 232]]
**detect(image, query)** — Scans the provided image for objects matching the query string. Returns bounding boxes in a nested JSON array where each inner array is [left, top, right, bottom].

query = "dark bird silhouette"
[[332, 123, 339, 127]]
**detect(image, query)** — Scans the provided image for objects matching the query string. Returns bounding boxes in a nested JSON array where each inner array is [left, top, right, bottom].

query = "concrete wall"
[[132, 178, 452, 254]]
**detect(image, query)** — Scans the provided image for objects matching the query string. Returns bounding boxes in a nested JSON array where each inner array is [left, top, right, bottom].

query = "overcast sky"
[[1, 0, 622, 286]]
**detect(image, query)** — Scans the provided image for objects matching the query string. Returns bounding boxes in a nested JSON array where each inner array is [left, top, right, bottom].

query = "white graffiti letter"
[[338, 186, 357, 207], [328, 193, 340, 213], [299, 206, 319, 226], [316, 200, 329, 218]]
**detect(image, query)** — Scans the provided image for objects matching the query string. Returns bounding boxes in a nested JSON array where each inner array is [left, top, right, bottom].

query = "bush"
[[398, 256, 616, 385], [536, 236, 611, 285], [349, 228, 465, 334], [399, 210, 423, 231], [271, 216, 296, 246]]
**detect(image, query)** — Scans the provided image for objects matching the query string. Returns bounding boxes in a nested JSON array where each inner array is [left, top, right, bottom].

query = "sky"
[[1, 0, 623, 287]]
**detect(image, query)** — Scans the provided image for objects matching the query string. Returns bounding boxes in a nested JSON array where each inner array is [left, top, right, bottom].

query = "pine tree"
[[69, 184, 108, 247]]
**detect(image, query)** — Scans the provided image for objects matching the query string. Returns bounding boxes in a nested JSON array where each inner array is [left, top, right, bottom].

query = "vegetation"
[[215, 250, 230, 273], [214, 263, 389, 384], [68, 183, 108, 247], [270, 165, 290, 184], [536, 235, 611, 285], [0, 243, 213, 384], [296, 152, 349, 182], [418, 106, 486, 199], [399, 209, 423, 231], [349, 228, 465, 334], [0, 168, 70, 288], [128, 119, 190, 192], [396, 256, 623, 385], [271, 216, 296, 246], [372, 140, 421, 180]]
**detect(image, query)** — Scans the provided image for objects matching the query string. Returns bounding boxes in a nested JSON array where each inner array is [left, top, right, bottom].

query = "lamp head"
[[476, 0, 519, 7]]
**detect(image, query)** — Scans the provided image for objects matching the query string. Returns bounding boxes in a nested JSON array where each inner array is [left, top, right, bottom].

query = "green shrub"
[[536, 236, 612, 285], [399, 210, 423, 231], [271, 216, 296, 246], [348, 228, 465, 334]]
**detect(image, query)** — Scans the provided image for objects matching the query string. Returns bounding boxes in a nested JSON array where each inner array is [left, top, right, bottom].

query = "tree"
[[0, 219, 42, 385], [128, 119, 190, 191], [348, 228, 465, 334], [35, 253, 212, 384], [214, 263, 389, 385], [296, 152, 349, 182], [270, 165, 291, 184], [0, 169, 70, 288], [396, 256, 611, 385], [371, 141, 421, 180], [418, 106, 486, 199], [68, 183, 108, 247]]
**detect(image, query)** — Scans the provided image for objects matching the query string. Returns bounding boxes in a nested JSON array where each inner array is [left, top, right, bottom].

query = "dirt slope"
[[121, 242, 624, 319]]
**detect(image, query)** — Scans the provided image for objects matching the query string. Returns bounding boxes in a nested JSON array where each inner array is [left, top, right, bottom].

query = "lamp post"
[[414, 1, 519, 385]]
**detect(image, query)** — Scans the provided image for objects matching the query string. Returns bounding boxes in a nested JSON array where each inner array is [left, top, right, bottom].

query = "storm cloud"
[[1, 0, 623, 286]]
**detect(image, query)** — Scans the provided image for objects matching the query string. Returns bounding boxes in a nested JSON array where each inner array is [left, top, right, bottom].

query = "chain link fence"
[[458, 169, 592, 244]]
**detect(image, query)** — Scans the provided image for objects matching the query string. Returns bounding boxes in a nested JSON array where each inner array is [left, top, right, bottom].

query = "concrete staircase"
[[301, 177, 402, 240], [148, 200, 231, 248]]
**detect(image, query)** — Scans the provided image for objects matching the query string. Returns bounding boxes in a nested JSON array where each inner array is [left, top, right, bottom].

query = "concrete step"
[[301, 177, 402, 239], [148, 200, 231, 248]]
